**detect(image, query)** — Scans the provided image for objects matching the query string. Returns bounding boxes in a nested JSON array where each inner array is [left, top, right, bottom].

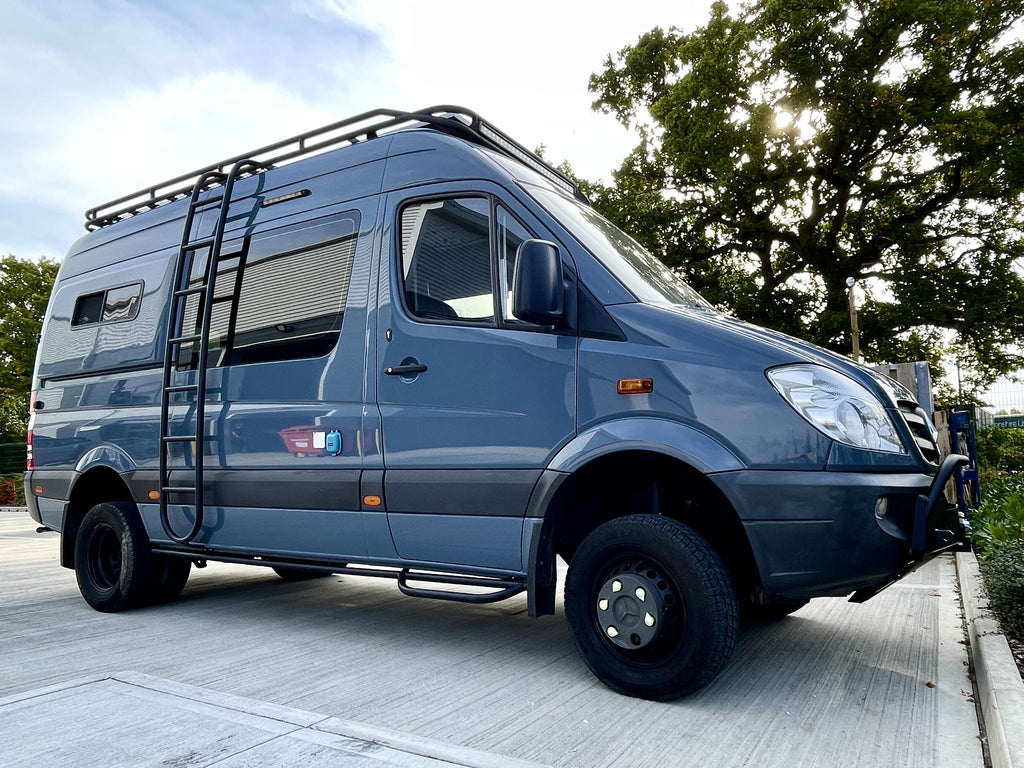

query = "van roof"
[[84, 106, 586, 232]]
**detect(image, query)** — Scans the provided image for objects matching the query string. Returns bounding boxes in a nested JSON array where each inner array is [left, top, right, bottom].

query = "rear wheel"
[[150, 557, 191, 604], [565, 515, 738, 701], [74, 502, 154, 612]]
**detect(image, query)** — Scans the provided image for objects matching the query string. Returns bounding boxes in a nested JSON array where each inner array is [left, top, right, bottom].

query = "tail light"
[[26, 390, 36, 470]]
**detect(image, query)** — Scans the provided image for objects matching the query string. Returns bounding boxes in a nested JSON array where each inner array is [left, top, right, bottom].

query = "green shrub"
[[977, 428, 1024, 474], [972, 472, 1024, 642], [973, 473, 1024, 551], [978, 542, 1024, 637]]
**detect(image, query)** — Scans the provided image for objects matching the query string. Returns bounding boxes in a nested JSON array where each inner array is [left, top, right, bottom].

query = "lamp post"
[[846, 277, 860, 361]]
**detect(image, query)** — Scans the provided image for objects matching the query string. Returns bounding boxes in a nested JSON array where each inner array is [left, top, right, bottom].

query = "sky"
[[0, 0, 711, 261]]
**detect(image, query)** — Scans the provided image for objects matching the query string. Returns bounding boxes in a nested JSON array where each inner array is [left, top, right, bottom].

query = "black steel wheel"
[[74, 502, 154, 612], [565, 515, 739, 701]]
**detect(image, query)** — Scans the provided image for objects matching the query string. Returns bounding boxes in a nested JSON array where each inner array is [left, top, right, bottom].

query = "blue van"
[[25, 106, 967, 700]]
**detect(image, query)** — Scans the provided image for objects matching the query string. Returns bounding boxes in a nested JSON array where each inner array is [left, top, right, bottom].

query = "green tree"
[[0, 255, 58, 440], [588, 0, 1024, 395]]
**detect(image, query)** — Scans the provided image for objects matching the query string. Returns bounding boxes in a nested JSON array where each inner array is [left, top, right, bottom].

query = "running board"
[[151, 547, 526, 605], [396, 569, 525, 604]]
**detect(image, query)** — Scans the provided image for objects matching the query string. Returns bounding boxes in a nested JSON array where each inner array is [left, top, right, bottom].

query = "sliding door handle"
[[385, 363, 428, 376]]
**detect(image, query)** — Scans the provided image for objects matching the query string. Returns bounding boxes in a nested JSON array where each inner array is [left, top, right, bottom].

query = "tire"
[[149, 556, 191, 604], [74, 502, 154, 612], [565, 515, 739, 701], [272, 566, 334, 581]]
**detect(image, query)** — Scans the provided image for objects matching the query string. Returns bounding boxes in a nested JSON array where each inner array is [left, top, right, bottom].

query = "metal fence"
[[0, 442, 26, 475], [984, 374, 1024, 426]]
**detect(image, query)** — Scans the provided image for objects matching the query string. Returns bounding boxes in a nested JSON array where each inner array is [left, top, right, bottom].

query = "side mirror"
[[512, 240, 564, 326]]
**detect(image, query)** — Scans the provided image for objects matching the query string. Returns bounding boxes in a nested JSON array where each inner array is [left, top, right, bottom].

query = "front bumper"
[[848, 453, 969, 602], [712, 454, 970, 601]]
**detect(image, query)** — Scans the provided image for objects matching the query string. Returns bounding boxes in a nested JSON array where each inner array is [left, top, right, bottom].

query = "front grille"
[[898, 402, 941, 465]]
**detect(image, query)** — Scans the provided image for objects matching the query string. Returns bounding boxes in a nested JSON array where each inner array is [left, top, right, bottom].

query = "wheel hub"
[[89, 524, 122, 590], [596, 567, 668, 650]]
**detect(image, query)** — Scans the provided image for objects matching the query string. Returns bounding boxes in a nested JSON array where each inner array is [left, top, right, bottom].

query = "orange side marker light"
[[617, 378, 654, 395]]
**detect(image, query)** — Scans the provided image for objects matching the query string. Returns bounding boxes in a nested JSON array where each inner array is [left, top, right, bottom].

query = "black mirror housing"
[[512, 240, 564, 325]]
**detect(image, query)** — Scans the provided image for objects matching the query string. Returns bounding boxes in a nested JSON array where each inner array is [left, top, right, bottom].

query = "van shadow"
[[157, 566, 938, 714]]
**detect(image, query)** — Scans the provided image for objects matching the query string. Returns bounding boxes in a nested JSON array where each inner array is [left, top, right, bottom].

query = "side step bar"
[[150, 547, 526, 605]]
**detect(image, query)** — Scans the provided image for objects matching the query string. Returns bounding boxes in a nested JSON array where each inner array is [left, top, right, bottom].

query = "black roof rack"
[[84, 105, 586, 231]]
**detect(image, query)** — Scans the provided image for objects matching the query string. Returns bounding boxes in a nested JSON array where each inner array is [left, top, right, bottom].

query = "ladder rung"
[[164, 384, 198, 393], [183, 236, 216, 251], [174, 286, 207, 298], [193, 192, 225, 208], [162, 435, 197, 443], [169, 334, 201, 345], [161, 486, 196, 494]]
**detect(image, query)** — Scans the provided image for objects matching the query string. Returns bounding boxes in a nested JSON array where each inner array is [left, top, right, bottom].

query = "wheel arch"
[[60, 465, 136, 569], [527, 441, 761, 617]]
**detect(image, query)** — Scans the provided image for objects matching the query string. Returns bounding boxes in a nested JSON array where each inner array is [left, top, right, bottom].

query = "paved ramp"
[[0, 508, 984, 767], [0, 672, 546, 767]]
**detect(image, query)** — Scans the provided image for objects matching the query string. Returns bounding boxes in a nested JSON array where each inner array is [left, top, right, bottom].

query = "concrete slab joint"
[[0, 672, 551, 768], [957, 551, 1024, 768]]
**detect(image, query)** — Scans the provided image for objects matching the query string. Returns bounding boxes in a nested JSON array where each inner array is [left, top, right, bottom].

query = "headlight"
[[767, 364, 906, 454]]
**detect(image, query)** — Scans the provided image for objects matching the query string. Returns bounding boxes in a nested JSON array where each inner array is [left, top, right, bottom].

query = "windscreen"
[[531, 186, 710, 309]]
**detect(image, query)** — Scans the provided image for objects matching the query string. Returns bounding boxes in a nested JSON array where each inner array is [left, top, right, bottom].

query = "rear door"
[[377, 183, 577, 572]]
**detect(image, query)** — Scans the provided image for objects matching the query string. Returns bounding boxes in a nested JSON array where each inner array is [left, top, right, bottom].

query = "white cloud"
[[336, 0, 711, 180], [0, 0, 712, 259], [50, 72, 341, 207]]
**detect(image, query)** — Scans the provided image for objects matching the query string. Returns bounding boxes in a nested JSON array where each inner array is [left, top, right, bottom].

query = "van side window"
[[179, 211, 359, 368], [103, 284, 143, 322], [72, 282, 142, 327], [496, 205, 534, 325], [400, 198, 495, 323]]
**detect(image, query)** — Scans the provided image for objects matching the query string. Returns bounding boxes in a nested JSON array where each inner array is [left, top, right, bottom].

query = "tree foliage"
[[0, 255, 58, 440], [588, 0, 1024, 397]]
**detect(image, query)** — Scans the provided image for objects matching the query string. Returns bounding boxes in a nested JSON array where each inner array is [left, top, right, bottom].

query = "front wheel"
[[565, 515, 739, 701], [74, 502, 154, 612]]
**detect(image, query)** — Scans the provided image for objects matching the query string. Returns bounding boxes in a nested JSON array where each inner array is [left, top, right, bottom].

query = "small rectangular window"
[[103, 284, 142, 322], [72, 283, 142, 327], [72, 292, 104, 327]]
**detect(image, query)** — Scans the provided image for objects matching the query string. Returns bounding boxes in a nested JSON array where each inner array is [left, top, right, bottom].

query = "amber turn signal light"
[[617, 378, 653, 395], [363, 495, 383, 507]]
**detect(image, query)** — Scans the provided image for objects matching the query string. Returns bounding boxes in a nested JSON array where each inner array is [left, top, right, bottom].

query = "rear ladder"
[[158, 159, 262, 544]]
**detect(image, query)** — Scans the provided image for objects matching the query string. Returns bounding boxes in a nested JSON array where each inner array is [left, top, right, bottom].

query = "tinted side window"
[[72, 283, 142, 327], [400, 198, 494, 323], [180, 211, 359, 367], [71, 292, 104, 327]]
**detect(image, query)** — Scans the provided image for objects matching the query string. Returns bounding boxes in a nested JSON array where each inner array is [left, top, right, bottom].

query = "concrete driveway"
[[0, 507, 983, 767]]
